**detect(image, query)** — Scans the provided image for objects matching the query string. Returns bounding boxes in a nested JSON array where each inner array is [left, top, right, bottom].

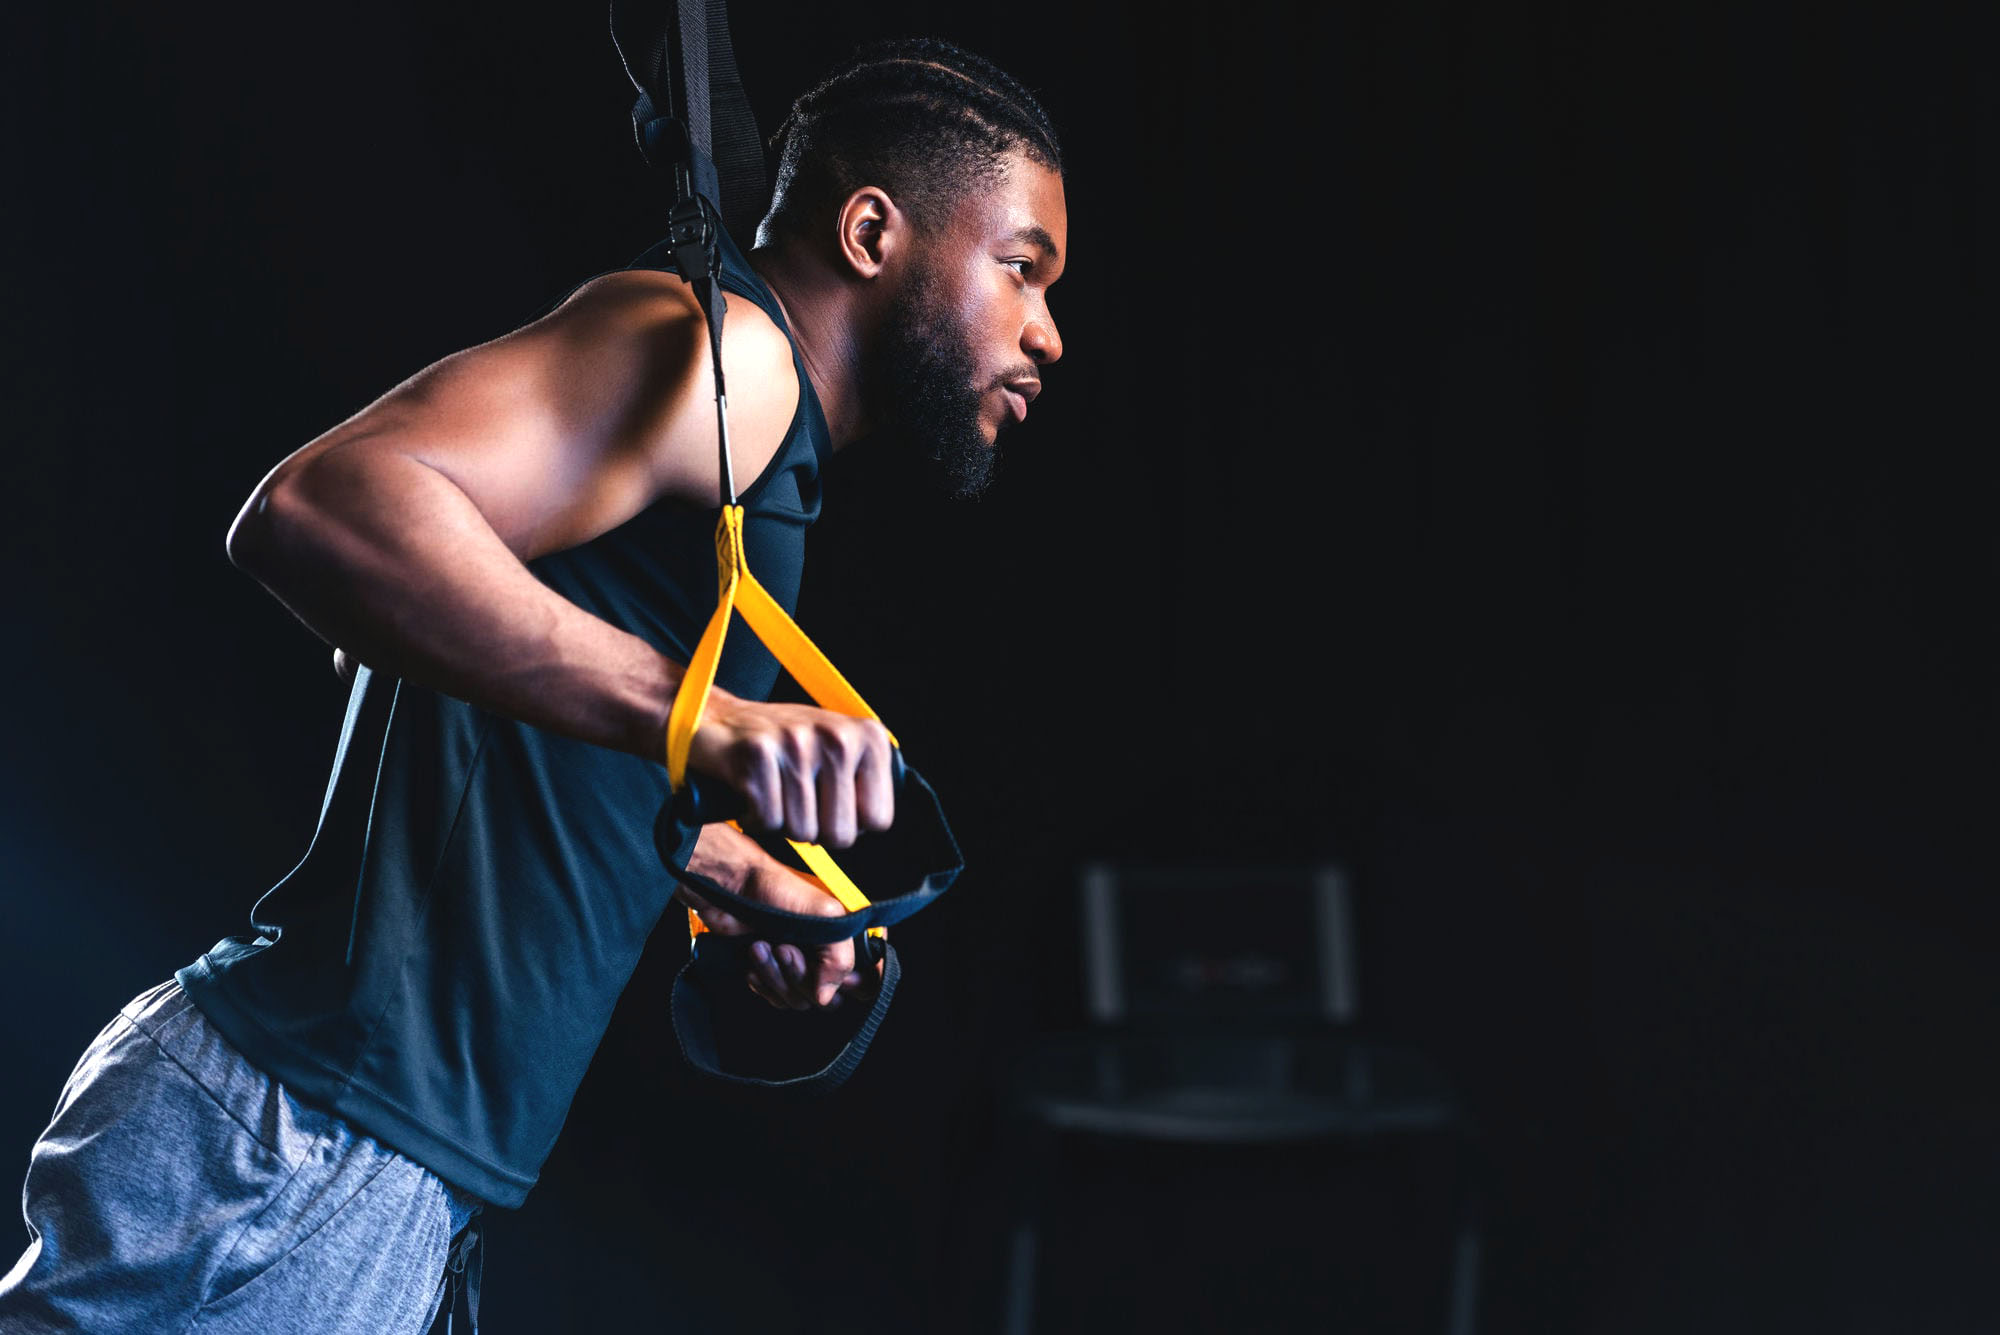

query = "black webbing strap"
[[697, 0, 768, 247], [671, 931, 903, 1094], [608, 0, 767, 244], [609, 0, 759, 504]]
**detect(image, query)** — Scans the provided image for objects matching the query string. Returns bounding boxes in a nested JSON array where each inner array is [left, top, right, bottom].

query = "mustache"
[[985, 364, 1041, 393]]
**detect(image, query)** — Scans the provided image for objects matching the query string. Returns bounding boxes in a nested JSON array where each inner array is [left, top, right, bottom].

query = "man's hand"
[[687, 693, 895, 849], [678, 822, 883, 1010]]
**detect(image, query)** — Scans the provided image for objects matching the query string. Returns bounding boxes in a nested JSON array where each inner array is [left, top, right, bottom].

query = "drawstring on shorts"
[[443, 1211, 483, 1335]]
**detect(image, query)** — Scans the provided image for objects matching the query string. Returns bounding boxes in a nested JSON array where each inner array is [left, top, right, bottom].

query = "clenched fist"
[[684, 690, 895, 848]]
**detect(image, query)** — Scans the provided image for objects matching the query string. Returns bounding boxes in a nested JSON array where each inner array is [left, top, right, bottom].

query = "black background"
[[2, 2, 1990, 1331]]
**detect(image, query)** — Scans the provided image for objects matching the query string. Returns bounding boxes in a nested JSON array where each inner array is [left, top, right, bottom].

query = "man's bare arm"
[[232, 272, 892, 845]]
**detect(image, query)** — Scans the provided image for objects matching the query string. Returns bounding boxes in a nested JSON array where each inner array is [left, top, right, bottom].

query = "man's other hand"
[[677, 822, 883, 1011]]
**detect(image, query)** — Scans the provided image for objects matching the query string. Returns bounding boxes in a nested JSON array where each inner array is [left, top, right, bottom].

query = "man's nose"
[[1022, 312, 1062, 366]]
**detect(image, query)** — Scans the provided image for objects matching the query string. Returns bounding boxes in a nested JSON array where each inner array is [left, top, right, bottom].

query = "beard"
[[869, 261, 1001, 500]]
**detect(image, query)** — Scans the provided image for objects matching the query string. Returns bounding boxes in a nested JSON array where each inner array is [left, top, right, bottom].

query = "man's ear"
[[834, 186, 907, 280]]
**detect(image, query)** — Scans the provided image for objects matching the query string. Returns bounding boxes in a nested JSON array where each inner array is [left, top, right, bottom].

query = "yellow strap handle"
[[667, 506, 896, 939], [662, 508, 745, 787]]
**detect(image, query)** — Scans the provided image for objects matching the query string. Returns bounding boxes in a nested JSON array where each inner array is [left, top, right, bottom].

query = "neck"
[[747, 245, 870, 450]]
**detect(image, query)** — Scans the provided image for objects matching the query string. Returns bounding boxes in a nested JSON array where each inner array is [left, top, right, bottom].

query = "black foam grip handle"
[[671, 930, 900, 1092], [659, 747, 958, 1089], [656, 749, 962, 944]]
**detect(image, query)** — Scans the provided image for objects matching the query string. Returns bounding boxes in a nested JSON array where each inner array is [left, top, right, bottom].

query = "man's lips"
[[1000, 379, 1040, 424]]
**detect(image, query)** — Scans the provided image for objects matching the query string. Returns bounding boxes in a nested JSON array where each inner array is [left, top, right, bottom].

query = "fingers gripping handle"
[[673, 746, 908, 829], [653, 751, 960, 947]]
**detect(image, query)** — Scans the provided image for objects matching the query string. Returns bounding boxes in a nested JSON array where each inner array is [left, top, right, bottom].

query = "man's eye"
[[1003, 258, 1032, 277]]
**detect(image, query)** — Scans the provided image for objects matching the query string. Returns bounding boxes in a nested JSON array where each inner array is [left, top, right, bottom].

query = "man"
[[0, 37, 1064, 1333]]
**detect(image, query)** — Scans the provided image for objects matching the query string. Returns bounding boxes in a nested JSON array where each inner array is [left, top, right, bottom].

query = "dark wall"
[[3, 3, 1989, 1331]]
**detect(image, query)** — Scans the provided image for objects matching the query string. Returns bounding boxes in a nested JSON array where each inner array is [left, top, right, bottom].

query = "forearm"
[[231, 445, 698, 762]]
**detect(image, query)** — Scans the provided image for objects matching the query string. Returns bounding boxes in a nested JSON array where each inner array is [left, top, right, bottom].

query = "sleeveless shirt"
[[178, 225, 828, 1208]]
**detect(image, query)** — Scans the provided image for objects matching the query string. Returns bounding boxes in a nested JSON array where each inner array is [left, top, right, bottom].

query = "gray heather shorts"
[[0, 979, 483, 1334]]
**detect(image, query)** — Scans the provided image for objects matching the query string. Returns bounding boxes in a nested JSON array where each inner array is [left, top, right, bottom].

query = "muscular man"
[[0, 38, 1064, 1333]]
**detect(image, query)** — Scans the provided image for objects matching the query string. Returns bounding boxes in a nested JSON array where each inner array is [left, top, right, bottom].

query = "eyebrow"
[[1004, 224, 1061, 264]]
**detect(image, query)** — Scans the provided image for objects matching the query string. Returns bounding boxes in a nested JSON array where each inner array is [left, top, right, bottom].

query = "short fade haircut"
[[757, 38, 1062, 247]]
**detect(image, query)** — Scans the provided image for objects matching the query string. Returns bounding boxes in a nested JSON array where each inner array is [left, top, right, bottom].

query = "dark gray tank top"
[[179, 225, 829, 1207]]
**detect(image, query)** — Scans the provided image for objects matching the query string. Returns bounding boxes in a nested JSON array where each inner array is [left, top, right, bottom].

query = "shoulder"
[[547, 269, 794, 388], [515, 268, 803, 506]]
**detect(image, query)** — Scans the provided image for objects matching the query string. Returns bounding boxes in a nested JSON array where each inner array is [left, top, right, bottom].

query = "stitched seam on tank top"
[[333, 703, 497, 1132], [424, 708, 497, 891], [344, 680, 405, 968]]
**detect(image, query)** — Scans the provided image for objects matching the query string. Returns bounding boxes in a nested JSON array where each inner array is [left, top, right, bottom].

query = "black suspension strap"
[[611, 0, 735, 500], [611, 0, 766, 242], [610, 2, 963, 1092]]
